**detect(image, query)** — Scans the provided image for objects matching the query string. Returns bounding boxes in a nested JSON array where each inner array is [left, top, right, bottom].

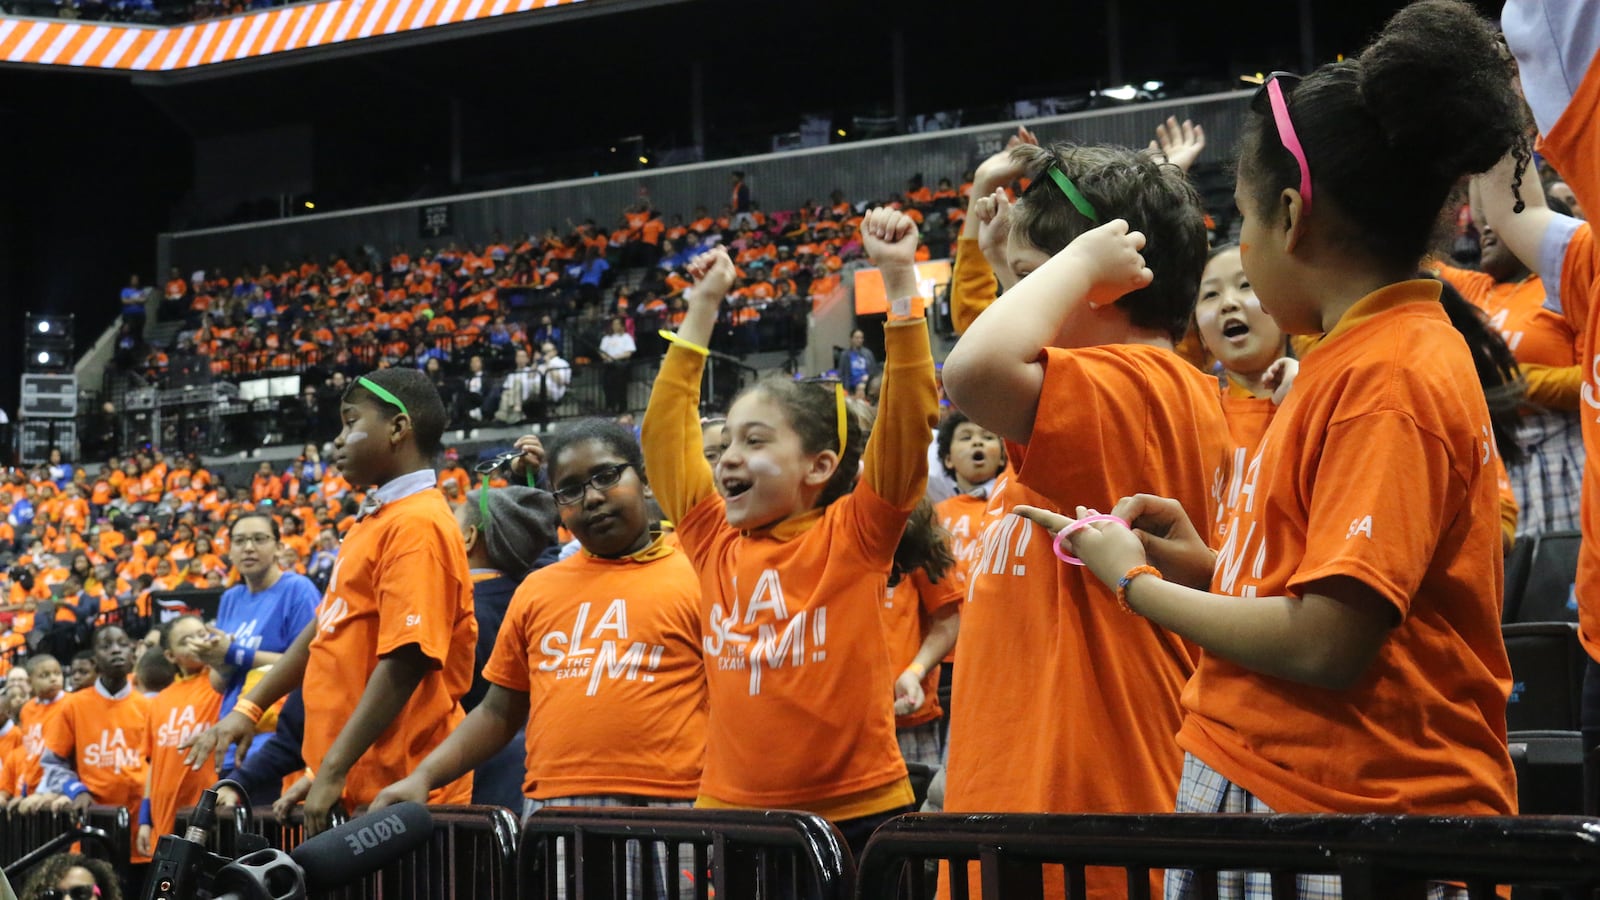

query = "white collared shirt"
[[93, 677, 133, 701], [373, 469, 438, 505]]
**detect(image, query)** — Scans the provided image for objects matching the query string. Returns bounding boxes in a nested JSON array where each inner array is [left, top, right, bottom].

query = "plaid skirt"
[[1167, 754, 1461, 900], [1510, 409, 1584, 537]]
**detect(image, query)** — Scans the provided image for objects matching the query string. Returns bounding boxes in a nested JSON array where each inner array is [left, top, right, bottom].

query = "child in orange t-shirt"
[[939, 139, 1225, 900], [137, 615, 222, 857], [0, 678, 29, 800], [1052, 7, 1522, 895], [39, 626, 153, 864], [184, 368, 476, 837], [374, 420, 706, 897], [880, 501, 961, 769], [1191, 244, 1293, 547], [641, 212, 938, 860], [8, 654, 67, 801], [931, 412, 1005, 587]]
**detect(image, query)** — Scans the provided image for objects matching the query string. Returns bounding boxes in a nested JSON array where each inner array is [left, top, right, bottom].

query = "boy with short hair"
[[39, 626, 152, 864], [8, 654, 66, 801], [185, 368, 476, 836], [940, 143, 1228, 900], [68, 651, 96, 693]]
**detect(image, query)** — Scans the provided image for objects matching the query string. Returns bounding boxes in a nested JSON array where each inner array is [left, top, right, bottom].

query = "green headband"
[[357, 376, 409, 417], [477, 462, 538, 538], [1044, 167, 1101, 224]]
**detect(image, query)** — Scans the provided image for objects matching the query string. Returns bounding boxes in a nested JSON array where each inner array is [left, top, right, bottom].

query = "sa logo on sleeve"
[[1346, 516, 1374, 540]]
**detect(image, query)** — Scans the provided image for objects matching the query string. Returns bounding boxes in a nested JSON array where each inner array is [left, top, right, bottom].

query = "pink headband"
[[1265, 78, 1313, 214]]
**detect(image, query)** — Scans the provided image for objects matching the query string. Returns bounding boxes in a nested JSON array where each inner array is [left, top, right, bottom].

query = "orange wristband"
[[1116, 564, 1162, 614], [232, 699, 265, 725], [906, 661, 928, 679]]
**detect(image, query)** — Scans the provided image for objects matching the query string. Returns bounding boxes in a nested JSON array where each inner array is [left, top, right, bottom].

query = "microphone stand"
[[141, 780, 304, 900]]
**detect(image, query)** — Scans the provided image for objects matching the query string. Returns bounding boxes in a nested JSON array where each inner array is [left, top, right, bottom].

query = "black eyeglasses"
[[552, 463, 632, 506], [474, 450, 522, 475]]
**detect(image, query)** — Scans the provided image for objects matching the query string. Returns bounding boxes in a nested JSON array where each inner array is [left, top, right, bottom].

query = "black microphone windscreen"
[[288, 802, 433, 890]]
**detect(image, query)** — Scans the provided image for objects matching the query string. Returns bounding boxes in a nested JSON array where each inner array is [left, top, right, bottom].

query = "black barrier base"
[[859, 813, 1600, 900]]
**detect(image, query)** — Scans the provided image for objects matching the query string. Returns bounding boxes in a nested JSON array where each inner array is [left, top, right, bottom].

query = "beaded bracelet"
[[1116, 564, 1162, 614]]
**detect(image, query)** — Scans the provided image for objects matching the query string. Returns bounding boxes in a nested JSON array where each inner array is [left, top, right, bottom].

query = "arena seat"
[[1502, 533, 1535, 624], [1514, 531, 1581, 624], [1503, 621, 1585, 732], [1509, 730, 1586, 815]]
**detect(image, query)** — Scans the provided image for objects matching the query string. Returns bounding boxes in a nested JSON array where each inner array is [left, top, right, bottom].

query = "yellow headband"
[[834, 383, 848, 454]]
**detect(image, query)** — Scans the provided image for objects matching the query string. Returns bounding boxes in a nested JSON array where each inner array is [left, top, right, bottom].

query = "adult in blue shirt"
[[839, 328, 878, 393], [198, 512, 321, 746], [120, 274, 147, 322], [46, 448, 73, 489]]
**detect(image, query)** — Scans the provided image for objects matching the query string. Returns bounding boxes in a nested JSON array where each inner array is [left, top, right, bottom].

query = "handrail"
[[521, 806, 855, 900], [856, 813, 1600, 899]]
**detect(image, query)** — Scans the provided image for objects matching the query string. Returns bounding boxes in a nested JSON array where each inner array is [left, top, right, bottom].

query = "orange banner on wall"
[[0, 0, 581, 71], [852, 260, 951, 316]]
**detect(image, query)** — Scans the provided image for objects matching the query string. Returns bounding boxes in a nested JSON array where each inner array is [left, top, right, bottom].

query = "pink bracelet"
[[1052, 514, 1130, 566]]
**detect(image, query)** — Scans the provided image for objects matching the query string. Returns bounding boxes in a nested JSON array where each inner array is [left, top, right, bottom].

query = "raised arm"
[[952, 128, 1036, 332], [942, 219, 1154, 444], [640, 248, 734, 524], [1146, 116, 1206, 173], [858, 209, 939, 509], [1473, 153, 1568, 284]]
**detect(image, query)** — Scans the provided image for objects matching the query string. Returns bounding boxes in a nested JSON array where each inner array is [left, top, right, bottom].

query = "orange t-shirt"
[[304, 483, 476, 810], [944, 345, 1226, 900], [145, 672, 221, 842], [1438, 266, 1577, 370], [483, 539, 706, 800], [879, 569, 960, 728], [1179, 280, 1516, 816], [1537, 54, 1600, 662], [933, 492, 988, 592], [14, 693, 69, 794], [438, 466, 471, 497], [44, 683, 152, 863], [0, 724, 22, 795], [1212, 382, 1276, 546], [646, 321, 937, 820], [679, 478, 913, 812]]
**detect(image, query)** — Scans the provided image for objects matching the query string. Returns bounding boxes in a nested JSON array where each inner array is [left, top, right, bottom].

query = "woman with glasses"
[[17, 853, 120, 900], [194, 512, 321, 765]]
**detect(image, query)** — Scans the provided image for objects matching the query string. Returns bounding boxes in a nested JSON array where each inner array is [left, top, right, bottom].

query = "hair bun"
[[1356, 0, 1524, 180]]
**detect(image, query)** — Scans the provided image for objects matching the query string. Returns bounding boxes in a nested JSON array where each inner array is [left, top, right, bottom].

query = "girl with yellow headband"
[[640, 209, 938, 861]]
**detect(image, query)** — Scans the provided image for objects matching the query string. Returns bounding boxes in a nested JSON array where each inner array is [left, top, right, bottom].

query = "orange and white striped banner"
[[0, 0, 580, 71]]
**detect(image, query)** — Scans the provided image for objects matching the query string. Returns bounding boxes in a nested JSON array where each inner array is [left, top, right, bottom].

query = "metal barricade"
[[177, 803, 518, 900], [856, 813, 1600, 900], [519, 807, 855, 900], [1, 805, 128, 885]]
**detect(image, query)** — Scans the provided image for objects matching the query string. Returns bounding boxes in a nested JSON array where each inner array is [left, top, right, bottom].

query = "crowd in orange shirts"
[[126, 176, 971, 397]]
